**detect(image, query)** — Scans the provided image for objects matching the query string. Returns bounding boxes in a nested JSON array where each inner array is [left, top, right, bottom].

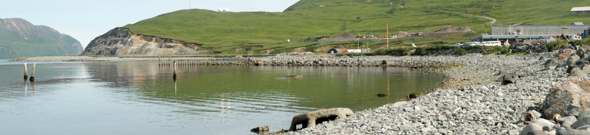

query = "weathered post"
[[377, 67, 390, 97], [173, 61, 177, 82], [23, 63, 28, 81], [381, 60, 388, 67], [29, 63, 36, 82]]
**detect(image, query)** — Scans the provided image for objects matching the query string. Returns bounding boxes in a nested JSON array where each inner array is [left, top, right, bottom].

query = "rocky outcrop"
[[519, 79, 590, 135], [542, 79, 590, 119], [514, 47, 590, 135], [83, 27, 208, 56]]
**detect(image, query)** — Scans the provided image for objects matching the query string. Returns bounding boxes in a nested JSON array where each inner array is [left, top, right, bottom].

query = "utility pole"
[[386, 24, 390, 48], [188, 0, 192, 9]]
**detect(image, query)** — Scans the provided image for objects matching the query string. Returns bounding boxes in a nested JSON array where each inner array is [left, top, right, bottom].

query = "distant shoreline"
[[15, 56, 228, 62]]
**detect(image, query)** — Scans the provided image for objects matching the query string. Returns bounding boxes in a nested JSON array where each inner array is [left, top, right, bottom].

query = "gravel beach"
[[277, 53, 569, 135]]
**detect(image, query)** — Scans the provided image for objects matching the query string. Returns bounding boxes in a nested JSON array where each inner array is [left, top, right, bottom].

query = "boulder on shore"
[[499, 72, 518, 85], [541, 79, 590, 118]]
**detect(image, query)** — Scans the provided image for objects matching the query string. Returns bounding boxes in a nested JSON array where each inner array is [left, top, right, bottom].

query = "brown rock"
[[568, 66, 590, 77], [558, 49, 575, 61], [542, 80, 590, 118]]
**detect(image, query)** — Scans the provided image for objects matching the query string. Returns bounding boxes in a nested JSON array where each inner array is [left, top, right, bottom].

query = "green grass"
[[126, 0, 590, 54]]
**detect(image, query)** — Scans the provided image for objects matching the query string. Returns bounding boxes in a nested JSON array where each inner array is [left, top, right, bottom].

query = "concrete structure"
[[290, 108, 353, 131]]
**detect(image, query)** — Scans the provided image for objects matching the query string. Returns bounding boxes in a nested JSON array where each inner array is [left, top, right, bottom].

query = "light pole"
[[188, 0, 192, 9], [386, 24, 390, 48]]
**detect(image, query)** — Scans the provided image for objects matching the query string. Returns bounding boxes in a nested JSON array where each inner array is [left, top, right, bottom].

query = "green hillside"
[[127, 0, 590, 54]]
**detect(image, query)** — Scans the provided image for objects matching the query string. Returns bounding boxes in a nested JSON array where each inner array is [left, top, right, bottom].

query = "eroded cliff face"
[[83, 27, 208, 56]]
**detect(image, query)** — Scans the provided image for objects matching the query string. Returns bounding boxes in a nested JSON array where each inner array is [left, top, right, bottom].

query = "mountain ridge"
[[0, 18, 83, 58]]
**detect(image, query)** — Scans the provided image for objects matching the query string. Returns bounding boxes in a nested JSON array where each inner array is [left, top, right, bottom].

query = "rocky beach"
[[281, 53, 562, 134], [280, 49, 590, 135]]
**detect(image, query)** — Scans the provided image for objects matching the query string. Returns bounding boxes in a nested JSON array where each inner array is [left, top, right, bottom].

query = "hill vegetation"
[[126, 0, 590, 54]]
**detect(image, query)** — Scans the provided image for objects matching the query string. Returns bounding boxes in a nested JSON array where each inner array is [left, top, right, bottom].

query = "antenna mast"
[[386, 24, 390, 48], [188, 0, 192, 9]]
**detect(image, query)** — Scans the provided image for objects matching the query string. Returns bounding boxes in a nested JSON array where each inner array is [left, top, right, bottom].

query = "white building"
[[491, 25, 589, 36], [466, 41, 503, 47], [347, 48, 371, 54], [571, 7, 590, 14]]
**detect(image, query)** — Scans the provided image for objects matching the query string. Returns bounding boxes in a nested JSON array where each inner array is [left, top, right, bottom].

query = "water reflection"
[[81, 62, 444, 117], [0, 61, 445, 135]]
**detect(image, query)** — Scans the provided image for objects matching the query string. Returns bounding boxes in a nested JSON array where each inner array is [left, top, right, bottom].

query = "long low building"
[[478, 24, 588, 45], [481, 34, 548, 40], [571, 6, 590, 14], [491, 25, 589, 36]]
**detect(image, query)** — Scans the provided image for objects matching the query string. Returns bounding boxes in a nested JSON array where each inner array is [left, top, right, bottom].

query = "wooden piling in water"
[[29, 63, 36, 82], [23, 63, 28, 81], [173, 61, 177, 82]]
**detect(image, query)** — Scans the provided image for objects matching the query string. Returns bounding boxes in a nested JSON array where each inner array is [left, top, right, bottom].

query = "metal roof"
[[481, 34, 549, 39], [571, 7, 590, 12]]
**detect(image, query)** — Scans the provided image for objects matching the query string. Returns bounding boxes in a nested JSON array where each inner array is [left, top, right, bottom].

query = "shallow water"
[[0, 60, 444, 135]]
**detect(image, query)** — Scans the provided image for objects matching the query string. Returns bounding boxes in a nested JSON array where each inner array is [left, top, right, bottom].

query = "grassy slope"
[[127, 0, 590, 54]]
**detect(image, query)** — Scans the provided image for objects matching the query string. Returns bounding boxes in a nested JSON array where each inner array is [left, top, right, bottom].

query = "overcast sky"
[[0, 0, 299, 48]]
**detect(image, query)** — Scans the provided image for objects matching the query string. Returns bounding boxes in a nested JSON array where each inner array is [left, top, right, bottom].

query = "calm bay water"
[[0, 60, 444, 135]]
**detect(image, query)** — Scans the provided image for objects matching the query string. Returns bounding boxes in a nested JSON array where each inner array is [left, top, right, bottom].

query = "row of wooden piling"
[[154, 58, 265, 82], [156, 58, 246, 67], [157, 59, 240, 82], [23, 63, 36, 82]]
